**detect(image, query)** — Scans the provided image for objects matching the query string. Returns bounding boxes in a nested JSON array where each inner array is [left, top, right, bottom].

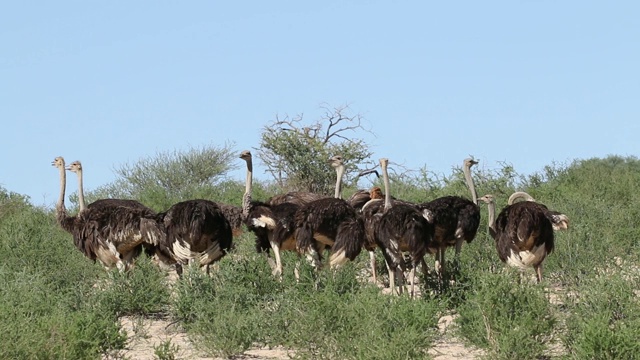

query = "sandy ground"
[[107, 311, 485, 360]]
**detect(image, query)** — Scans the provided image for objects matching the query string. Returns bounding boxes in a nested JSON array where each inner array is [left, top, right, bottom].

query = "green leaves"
[[258, 104, 374, 195]]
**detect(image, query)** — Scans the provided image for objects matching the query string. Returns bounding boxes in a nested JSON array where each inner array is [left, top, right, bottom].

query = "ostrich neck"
[[242, 158, 253, 216], [56, 165, 67, 218], [463, 165, 478, 205], [508, 191, 535, 205], [76, 169, 87, 212], [381, 160, 391, 212], [486, 201, 496, 234], [334, 164, 345, 199]]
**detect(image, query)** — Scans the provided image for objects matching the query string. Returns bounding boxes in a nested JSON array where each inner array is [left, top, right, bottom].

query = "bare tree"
[[258, 103, 375, 195]]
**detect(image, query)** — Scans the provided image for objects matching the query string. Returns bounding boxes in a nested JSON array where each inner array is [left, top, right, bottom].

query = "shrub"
[[456, 271, 556, 359]]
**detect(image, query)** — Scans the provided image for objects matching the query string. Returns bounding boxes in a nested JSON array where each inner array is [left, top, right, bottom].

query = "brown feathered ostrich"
[[294, 155, 365, 270], [57, 158, 163, 271], [417, 158, 481, 275], [331, 185, 387, 282], [508, 192, 569, 231], [479, 193, 567, 283], [240, 150, 301, 277], [373, 158, 434, 296]]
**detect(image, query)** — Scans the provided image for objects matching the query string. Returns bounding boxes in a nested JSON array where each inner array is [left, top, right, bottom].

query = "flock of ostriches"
[[52, 151, 569, 296]]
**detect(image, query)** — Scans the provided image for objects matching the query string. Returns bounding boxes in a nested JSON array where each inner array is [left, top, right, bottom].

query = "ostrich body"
[[217, 203, 245, 237], [348, 186, 384, 211], [479, 194, 562, 283], [240, 150, 301, 276], [508, 192, 569, 231], [153, 198, 233, 275], [417, 158, 481, 274], [266, 191, 327, 207], [373, 158, 434, 296], [295, 155, 365, 269], [58, 159, 163, 271], [332, 185, 392, 282]]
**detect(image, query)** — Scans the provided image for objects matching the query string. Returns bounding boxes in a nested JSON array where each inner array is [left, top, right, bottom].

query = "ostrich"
[[57, 158, 163, 272], [151, 196, 233, 276], [508, 192, 569, 231], [240, 150, 300, 277], [373, 158, 434, 296], [417, 158, 481, 275], [330, 185, 388, 282], [479, 193, 563, 283], [294, 155, 365, 270], [348, 186, 385, 210], [217, 203, 246, 237], [266, 191, 328, 207]]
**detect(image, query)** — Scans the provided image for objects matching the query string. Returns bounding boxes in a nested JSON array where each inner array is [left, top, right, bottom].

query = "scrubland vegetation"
[[2, 152, 640, 359]]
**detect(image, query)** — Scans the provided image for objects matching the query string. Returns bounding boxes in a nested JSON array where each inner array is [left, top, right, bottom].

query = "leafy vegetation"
[[2, 150, 640, 359], [258, 103, 375, 194]]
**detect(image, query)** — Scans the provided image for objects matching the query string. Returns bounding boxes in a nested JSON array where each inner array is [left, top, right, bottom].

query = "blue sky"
[[2, 1, 638, 207]]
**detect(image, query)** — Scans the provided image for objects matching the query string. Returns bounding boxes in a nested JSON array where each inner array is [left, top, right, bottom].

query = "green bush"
[[563, 270, 640, 359], [455, 271, 556, 359]]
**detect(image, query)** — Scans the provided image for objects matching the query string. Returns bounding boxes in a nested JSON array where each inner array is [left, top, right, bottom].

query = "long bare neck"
[[381, 159, 391, 212], [463, 163, 478, 205], [508, 191, 535, 205], [487, 201, 495, 230], [485, 199, 496, 238], [242, 156, 253, 216], [76, 169, 87, 212], [56, 164, 67, 219], [334, 164, 345, 199]]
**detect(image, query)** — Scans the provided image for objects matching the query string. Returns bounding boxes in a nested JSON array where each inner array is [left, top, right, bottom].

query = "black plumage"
[[218, 203, 245, 237], [152, 199, 233, 275], [480, 194, 566, 283], [416, 158, 481, 275], [240, 150, 303, 276], [295, 155, 365, 269], [56, 158, 163, 271], [267, 191, 327, 207], [373, 158, 434, 296]]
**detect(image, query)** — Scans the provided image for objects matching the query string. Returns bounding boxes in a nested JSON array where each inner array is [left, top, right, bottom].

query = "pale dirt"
[[109, 313, 484, 360], [105, 267, 491, 360], [107, 265, 607, 360]]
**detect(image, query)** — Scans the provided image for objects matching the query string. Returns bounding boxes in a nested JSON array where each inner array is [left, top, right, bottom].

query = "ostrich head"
[[478, 194, 495, 204], [66, 160, 83, 174], [463, 158, 478, 168], [478, 194, 497, 236], [239, 150, 252, 161], [52, 156, 65, 169], [329, 155, 344, 168], [369, 186, 383, 199]]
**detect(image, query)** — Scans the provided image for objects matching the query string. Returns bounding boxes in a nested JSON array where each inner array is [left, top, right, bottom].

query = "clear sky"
[[2, 1, 638, 208]]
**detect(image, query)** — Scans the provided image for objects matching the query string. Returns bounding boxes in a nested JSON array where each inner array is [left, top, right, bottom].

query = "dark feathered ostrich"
[[57, 158, 163, 272], [348, 186, 385, 211], [152, 197, 233, 276], [331, 185, 386, 282], [266, 191, 328, 207], [217, 203, 245, 237], [508, 192, 569, 231], [294, 155, 365, 270], [479, 193, 566, 283], [240, 150, 300, 277], [417, 158, 481, 275], [373, 158, 434, 296]]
